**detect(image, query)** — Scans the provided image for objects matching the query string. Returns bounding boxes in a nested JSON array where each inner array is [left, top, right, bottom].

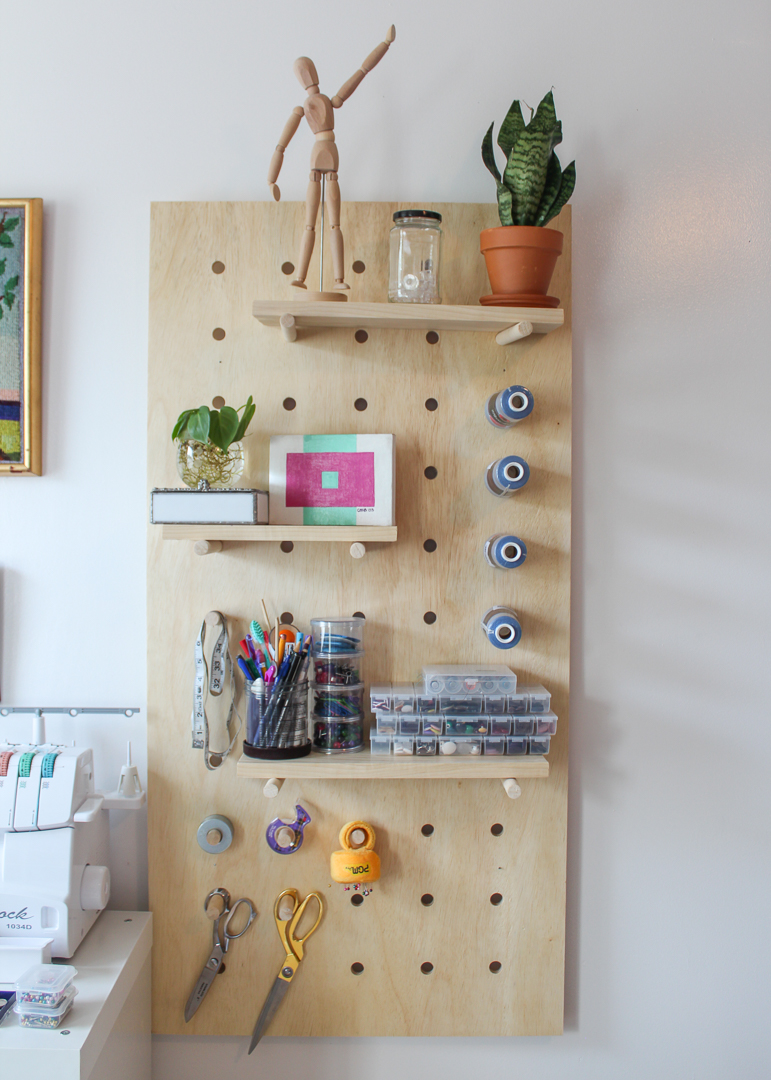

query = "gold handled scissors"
[[184, 887, 257, 1022], [248, 888, 323, 1051]]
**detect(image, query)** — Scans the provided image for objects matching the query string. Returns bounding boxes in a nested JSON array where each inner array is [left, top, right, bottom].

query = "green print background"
[[0, 205, 25, 461]]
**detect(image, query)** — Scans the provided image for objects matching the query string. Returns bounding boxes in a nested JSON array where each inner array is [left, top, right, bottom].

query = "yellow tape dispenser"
[[330, 821, 381, 887]]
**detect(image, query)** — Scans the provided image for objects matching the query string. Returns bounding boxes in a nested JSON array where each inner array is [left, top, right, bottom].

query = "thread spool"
[[330, 820, 381, 884], [485, 455, 530, 497], [485, 385, 534, 428], [196, 814, 234, 854], [481, 606, 522, 650], [484, 534, 527, 570]]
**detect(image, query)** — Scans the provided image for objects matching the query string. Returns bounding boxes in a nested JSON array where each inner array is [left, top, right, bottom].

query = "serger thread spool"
[[484, 534, 527, 570], [485, 455, 530, 497], [485, 385, 534, 428], [481, 606, 522, 650]]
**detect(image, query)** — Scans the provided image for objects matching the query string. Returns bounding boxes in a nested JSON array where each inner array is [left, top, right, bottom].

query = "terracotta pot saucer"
[[479, 293, 560, 308]]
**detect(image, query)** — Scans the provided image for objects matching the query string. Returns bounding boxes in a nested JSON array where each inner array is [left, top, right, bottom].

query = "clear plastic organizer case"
[[415, 734, 437, 755], [369, 729, 391, 755], [529, 734, 551, 755], [439, 736, 483, 756], [490, 716, 512, 736], [413, 683, 440, 714], [512, 715, 535, 736], [534, 711, 558, 735], [420, 717, 443, 735], [423, 665, 517, 695], [506, 691, 530, 714], [484, 736, 506, 755], [438, 694, 483, 715], [393, 735, 414, 755], [313, 652, 364, 686], [311, 617, 364, 656], [391, 683, 417, 713], [369, 684, 391, 712], [15, 985, 78, 1028], [519, 684, 551, 713], [375, 712, 398, 734], [312, 683, 364, 718], [506, 736, 528, 755], [397, 716, 420, 735], [16, 964, 77, 1008], [312, 716, 364, 754], [444, 716, 489, 736]]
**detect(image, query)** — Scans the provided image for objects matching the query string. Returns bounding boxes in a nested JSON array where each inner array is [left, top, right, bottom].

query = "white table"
[[0, 911, 152, 1080]]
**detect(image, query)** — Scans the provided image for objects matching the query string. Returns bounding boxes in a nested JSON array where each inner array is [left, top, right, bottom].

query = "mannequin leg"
[[326, 173, 349, 290], [292, 172, 321, 287]]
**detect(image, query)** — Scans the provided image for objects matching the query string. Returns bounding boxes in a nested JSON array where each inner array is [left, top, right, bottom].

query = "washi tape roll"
[[196, 814, 235, 854], [484, 534, 527, 570], [485, 385, 534, 428], [481, 606, 522, 650], [485, 455, 530, 497]]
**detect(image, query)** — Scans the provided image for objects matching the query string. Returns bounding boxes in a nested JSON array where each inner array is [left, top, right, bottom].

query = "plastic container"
[[397, 716, 420, 736], [312, 683, 364, 719], [506, 736, 528, 756], [311, 617, 365, 656], [243, 677, 310, 758], [439, 736, 482, 756], [415, 734, 437, 756], [389, 210, 442, 304], [369, 730, 391, 755], [438, 694, 483, 715], [312, 716, 364, 754], [506, 692, 530, 715], [16, 964, 77, 1008], [420, 717, 443, 736], [414, 683, 440, 714], [490, 716, 512, 736], [529, 735, 551, 756], [512, 715, 535, 736], [521, 685, 551, 713], [375, 712, 398, 734], [484, 736, 506, 756], [15, 984, 77, 1028], [369, 684, 391, 712], [485, 694, 507, 715], [393, 735, 414, 756], [445, 716, 489, 736], [534, 711, 558, 735], [390, 683, 417, 714], [423, 665, 516, 695], [313, 653, 363, 686]]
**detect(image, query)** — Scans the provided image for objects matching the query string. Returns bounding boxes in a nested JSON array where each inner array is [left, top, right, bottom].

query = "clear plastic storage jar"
[[389, 210, 442, 304]]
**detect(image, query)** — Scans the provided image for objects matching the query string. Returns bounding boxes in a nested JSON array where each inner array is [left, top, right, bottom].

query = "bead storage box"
[[311, 617, 365, 754], [14, 964, 78, 1029]]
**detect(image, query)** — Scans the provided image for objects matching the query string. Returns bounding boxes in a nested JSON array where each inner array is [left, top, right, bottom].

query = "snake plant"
[[482, 91, 575, 227]]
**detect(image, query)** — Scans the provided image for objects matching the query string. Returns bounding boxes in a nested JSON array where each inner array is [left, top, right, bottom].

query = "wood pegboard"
[[147, 201, 570, 1036]]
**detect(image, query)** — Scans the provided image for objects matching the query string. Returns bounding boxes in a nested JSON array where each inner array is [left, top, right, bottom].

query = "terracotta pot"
[[480, 225, 563, 303]]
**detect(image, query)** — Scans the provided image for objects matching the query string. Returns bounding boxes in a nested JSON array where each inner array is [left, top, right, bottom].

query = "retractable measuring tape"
[[192, 611, 241, 770]]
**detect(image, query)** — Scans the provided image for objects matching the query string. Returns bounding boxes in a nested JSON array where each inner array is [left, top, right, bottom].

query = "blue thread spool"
[[481, 606, 522, 650], [484, 534, 527, 570], [485, 385, 534, 428], [485, 455, 530, 497]]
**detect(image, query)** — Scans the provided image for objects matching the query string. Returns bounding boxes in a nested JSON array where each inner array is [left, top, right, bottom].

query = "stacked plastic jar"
[[310, 617, 365, 753]]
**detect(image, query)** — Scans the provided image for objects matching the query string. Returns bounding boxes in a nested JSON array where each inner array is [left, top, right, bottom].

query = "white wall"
[[2, 0, 770, 1076]]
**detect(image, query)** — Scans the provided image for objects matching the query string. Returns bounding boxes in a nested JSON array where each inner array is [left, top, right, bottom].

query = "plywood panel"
[[147, 201, 570, 1036]]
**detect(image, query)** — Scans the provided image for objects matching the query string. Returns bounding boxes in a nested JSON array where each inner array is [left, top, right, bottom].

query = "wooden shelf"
[[236, 749, 549, 781], [252, 300, 563, 338], [161, 524, 397, 543]]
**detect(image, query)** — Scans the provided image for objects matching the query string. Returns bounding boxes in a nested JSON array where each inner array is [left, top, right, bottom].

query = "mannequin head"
[[293, 57, 319, 92]]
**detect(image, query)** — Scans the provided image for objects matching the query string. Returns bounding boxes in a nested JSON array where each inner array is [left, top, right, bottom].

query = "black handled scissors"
[[184, 887, 257, 1022]]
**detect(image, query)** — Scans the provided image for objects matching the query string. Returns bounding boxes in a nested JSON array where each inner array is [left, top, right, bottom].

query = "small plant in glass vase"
[[172, 397, 255, 488]]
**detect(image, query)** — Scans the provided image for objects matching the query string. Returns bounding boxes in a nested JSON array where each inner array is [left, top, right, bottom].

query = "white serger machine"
[[0, 711, 144, 957]]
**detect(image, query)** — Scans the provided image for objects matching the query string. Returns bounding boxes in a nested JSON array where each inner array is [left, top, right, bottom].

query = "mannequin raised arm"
[[331, 25, 395, 109], [267, 105, 305, 201]]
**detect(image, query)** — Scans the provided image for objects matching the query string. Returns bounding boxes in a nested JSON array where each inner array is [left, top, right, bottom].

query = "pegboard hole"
[[352, 260, 366, 274], [490, 823, 504, 836], [420, 962, 434, 975], [421, 824, 434, 837], [490, 893, 503, 906], [420, 894, 434, 906], [423, 539, 437, 553], [211, 396, 226, 410], [352, 611, 365, 619], [351, 894, 364, 907], [281, 261, 295, 275], [280, 612, 294, 625], [423, 611, 437, 625], [489, 961, 502, 973], [212, 327, 226, 341], [354, 397, 368, 411], [424, 466, 438, 480], [283, 397, 297, 411], [280, 541, 294, 554], [211, 261, 225, 274], [426, 331, 439, 345], [218, 963, 226, 974], [354, 330, 369, 344], [425, 398, 438, 411], [351, 962, 364, 975], [208, 754, 222, 768]]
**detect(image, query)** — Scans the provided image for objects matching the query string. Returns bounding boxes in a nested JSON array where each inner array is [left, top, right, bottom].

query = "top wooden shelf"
[[252, 300, 563, 340]]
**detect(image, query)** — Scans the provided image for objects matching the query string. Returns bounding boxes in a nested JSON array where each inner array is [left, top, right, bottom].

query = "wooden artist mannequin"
[[268, 26, 396, 297]]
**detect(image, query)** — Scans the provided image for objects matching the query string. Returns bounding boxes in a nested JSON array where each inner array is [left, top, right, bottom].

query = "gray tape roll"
[[197, 814, 234, 854]]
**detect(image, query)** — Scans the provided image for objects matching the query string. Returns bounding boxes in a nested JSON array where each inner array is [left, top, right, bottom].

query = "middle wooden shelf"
[[161, 524, 397, 543]]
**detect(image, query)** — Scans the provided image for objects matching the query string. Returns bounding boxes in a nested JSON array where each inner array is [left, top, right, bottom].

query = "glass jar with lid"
[[389, 210, 443, 304]]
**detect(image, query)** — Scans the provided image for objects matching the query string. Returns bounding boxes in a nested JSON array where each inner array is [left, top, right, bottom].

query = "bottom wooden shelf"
[[236, 749, 549, 781]]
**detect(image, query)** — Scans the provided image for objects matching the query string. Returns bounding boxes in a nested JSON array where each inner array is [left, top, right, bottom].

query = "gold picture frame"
[[0, 198, 42, 475]]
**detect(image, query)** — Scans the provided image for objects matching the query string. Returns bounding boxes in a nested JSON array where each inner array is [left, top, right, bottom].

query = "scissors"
[[184, 887, 257, 1022], [248, 888, 324, 1051]]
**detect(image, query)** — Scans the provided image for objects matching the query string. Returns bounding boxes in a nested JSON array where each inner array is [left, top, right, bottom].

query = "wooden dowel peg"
[[502, 778, 521, 799], [350, 542, 366, 559], [280, 313, 297, 342], [495, 320, 533, 346], [263, 777, 284, 799], [194, 540, 224, 556], [204, 610, 224, 627]]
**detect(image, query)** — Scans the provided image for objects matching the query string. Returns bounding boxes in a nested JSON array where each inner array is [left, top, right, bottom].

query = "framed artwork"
[[0, 198, 42, 474]]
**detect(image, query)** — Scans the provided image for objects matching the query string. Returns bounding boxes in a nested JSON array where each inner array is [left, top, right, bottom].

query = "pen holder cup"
[[242, 678, 311, 760]]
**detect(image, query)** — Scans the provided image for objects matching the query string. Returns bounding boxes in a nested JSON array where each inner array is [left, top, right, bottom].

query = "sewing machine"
[[0, 712, 144, 958]]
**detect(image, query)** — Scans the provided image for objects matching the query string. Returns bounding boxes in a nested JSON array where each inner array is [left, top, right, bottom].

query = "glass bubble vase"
[[176, 439, 244, 489]]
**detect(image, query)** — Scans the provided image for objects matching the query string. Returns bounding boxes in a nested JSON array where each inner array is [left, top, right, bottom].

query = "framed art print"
[[0, 198, 42, 475]]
